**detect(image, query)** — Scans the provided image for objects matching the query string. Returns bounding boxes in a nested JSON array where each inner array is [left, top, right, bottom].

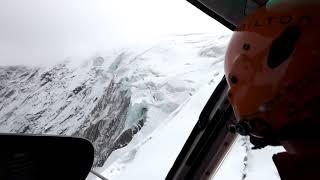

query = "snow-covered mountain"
[[0, 33, 230, 168]]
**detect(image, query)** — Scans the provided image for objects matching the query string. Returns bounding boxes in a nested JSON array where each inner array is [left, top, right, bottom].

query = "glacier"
[[0, 33, 284, 180]]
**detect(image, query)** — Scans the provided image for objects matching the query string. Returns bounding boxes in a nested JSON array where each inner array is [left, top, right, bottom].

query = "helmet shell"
[[225, 2, 320, 135]]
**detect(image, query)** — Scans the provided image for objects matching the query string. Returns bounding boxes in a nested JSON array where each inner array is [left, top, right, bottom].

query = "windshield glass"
[[0, 0, 283, 180], [195, 0, 269, 27]]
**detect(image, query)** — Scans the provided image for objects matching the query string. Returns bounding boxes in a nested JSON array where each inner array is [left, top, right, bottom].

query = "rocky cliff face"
[[0, 33, 231, 167], [74, 79, 132, 167]]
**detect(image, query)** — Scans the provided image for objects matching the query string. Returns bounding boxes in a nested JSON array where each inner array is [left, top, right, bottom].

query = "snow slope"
[[214, 136, 284, 180], [96, 65, 225, 180]]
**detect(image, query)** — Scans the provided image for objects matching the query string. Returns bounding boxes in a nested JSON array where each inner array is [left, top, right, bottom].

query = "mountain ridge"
[[0, 33, 231, 167]]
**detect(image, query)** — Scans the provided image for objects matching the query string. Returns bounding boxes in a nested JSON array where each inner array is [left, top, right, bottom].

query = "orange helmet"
[[225, 1, 320, 149]]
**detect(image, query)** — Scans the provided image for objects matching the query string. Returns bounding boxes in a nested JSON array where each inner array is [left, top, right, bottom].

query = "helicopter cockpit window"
[[197, 0, 269, 26]]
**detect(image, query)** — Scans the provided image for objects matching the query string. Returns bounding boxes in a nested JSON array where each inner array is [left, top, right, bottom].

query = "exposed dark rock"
[[83, 120, 106, 142], [59, 114, 75, 125], [40, 77, 52, 87], [44, 126, 53, 133], [59, 128, 68, 135], [25, 109, 46, 122], [40, 72, 52, 82], [27, 69, 39, 80], [113, 129, 135, 149], [19, 72, 30, 78], [5, 90, 15, 98], [73, 79, 131, 167], [73, 84, 86, 95], [20, 125, 30, 133], [51, 104, 69, 120], [112, 118, 145, 151]]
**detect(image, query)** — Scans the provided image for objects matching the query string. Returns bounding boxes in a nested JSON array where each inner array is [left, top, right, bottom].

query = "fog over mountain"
[[0, 0, 227, 66]]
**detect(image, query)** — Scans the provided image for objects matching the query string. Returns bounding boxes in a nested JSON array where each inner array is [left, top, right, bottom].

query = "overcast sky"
[[0, 0, 230, 66]]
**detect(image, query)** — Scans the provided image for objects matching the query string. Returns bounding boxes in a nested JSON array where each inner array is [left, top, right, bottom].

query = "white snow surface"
[[95, 65, 225, 180], [213, 136, 284, 180]]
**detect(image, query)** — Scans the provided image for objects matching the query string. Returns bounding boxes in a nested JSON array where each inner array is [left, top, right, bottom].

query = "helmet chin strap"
[[230, 118, 320, 150], [229, 119, 281, 149]]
